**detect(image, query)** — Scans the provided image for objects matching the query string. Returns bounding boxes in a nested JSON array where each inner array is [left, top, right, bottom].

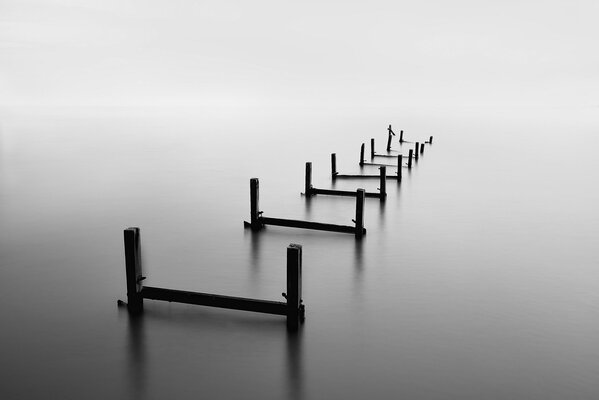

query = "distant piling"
[[370, 138, 375, 158], [397, 155, 402, 180], [359, 143, 365, 166], [379, 166, 387, 200], [331, 153, 338, 177], [305, 162, 313, 195]]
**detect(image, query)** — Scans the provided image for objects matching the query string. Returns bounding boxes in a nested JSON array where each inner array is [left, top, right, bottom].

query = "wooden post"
[[429, 136, 433, 144], [379, 166, 387, 200], [355, 189, 365, 238], [387, 132, 392, 151], [250, 178, 263, 231], [286, 244, 303, 331], [414, 142, 419, 160], [399, 130, 404, 143], [408, 149, 413, 169], [370, 138, 375, 158], [420, 142, 425, 155], [305, 162, 313, 196], [124, 227, 143, 314], [331, 153, 338, 177], [359, 143, 365, 166], [397, 154, 402, 180]]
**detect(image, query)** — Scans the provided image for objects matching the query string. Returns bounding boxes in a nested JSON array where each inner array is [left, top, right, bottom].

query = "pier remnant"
[[305, 162, 386, 200], [245, 178, 366, 237], [122, 228, 305, 330]]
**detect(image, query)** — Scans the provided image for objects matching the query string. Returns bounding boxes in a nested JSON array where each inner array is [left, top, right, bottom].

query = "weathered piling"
[[286, 244, 303, 331], [249, 178, 263, 231], [429, 136, 433, 144], [408, 149, 413, 169], [414, 142, 419, 160], [359, 143, 365, 166], [387, 125, 395, 151], [124, 227, 143, 314], [370, 138, 375, 158], [399, 130, 404, 143], [123, 228, 305, 330], [420, 142, 425, 155], [305, 162, 313, 195], [397, 154, 403, 180], [354, 189, 365, 239], [331, 153, 338, 177], [379, 166, 387, 199]]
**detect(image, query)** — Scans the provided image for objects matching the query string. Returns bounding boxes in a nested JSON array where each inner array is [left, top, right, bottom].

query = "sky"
[[1, 0, 598, 108]]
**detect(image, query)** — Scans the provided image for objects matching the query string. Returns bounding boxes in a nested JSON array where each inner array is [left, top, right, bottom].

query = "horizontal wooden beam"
[[333, 174, 400, 180], [309, 188, 383, 198], [372, 154, 397, 158], [261, 216, 364, 235], [361, 161, 395, 167], [142, 286, 288, 315]]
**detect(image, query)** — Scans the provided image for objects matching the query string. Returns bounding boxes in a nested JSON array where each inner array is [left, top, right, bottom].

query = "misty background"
[[1, 0, 598, 109]]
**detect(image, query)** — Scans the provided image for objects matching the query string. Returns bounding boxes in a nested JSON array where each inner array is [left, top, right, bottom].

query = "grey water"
[[1, 105, 598, 399]]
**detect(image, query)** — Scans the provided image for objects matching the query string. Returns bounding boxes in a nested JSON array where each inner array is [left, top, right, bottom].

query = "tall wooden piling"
[[359, 143, 365, 166], [399, 130, 404, 143], [420, 142, 425, 155], [286, 244, 303, 331], [355, 189, 365, 239], [124, 227, 143, 313], [397, 155, 403, 180], [370, 138, 375, 158], [250, 178, 263, 231], [379, 166, 387, 199], [305, 162, 313, 195], [414, 142, 419, 160], [331, 153, 338, 177], [387, 125, 393, 151], [408, 149, 413, 169]]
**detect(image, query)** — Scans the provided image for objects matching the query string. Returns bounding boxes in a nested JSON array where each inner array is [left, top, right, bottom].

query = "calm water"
[[1, 106, 598, 399]]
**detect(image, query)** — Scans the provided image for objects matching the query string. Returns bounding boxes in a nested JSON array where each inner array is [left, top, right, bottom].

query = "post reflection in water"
[[285, 329, 304, 400], [303, 195, 313, 217], [122, 305, 305, 399], [123, 310, 147, 400], [246, 228, 262, 267]]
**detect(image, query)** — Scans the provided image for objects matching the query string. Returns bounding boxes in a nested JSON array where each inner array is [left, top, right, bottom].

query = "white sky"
[[1, 0, 597, 107]]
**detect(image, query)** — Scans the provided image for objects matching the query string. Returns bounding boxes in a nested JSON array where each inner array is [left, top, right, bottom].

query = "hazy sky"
[[1, 0, 597, 107]]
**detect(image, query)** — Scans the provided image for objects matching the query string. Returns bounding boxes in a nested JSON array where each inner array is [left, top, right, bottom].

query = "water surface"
[[1, 105, 598, 399]]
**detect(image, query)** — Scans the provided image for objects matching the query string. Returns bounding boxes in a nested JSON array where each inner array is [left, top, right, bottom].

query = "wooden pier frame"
[[244, 178, 366, 237], [371, 138, 396, 159], [304, 162, 386, 200], [123, 228, 305, 330], [331, 153, 402, 181], [360, 143, 398, 167]]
